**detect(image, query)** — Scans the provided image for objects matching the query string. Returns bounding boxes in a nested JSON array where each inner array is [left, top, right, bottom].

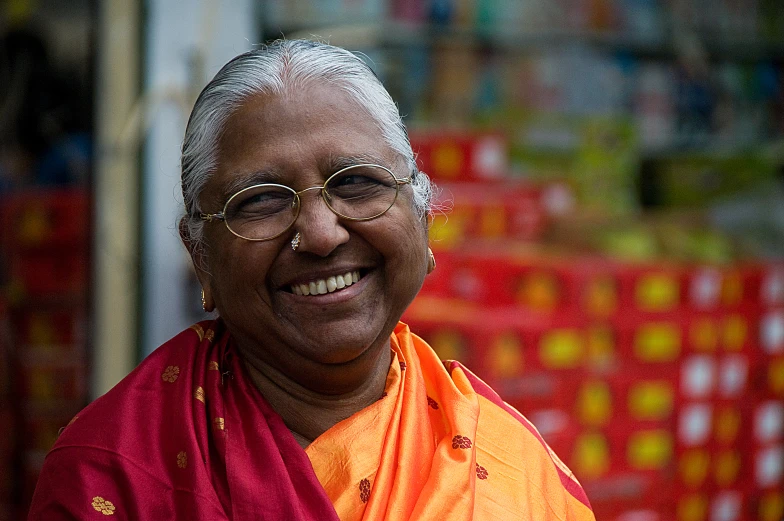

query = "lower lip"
[[285, 272, 371, 304]]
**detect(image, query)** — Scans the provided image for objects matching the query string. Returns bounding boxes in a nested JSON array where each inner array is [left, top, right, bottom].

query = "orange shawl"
[[306, 322, 595, 520]]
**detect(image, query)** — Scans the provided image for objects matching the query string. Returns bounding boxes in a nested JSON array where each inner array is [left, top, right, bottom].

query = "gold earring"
[[427, 248, 436, 274], [201, 289, 207, 311], [291, 231, 301, 251]]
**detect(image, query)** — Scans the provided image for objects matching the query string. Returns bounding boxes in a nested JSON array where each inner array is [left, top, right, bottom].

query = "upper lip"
[[279, 265, 367, 288]]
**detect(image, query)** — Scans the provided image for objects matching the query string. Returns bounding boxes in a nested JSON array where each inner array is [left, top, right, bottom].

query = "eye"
[[227, 186, 293, 218], [333, 173, 381, 186], [327, 165, 396, 195]]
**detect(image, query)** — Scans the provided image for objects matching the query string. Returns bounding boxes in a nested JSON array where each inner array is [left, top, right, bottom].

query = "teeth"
[[292, 271, 362, 296]]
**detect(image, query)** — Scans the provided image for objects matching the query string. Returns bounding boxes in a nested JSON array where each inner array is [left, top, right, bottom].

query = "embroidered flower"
[[91, 496, 116, 515], [161, 366, 180, 383], [427, 396, 439, 410], [190, 323, 204, 340], [194, 386, 205, 403], [476, 463, 488, 480], [214, 417, 225, 430], [452, 435, 472, 449], [204, 329, 215, 342], [359, 478, 371, 503], [177, 451, 188, 469], [208, 361, 220, 371]]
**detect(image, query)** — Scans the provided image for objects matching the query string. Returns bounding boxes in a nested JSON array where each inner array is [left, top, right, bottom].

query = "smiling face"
[[190, 84, 428, 394]]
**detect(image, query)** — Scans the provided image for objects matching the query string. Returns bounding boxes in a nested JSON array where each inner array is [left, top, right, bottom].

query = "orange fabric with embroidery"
[[307, 322, 595, 521]]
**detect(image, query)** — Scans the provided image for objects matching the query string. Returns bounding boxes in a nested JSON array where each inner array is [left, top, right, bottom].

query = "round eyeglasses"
[[198, 163, 412, 241]]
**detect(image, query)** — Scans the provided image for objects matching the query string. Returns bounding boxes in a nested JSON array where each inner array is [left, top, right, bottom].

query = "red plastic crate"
[[7, 250, 87, 298], [0, 190, 89, 251], [409, 131, 509, 182]]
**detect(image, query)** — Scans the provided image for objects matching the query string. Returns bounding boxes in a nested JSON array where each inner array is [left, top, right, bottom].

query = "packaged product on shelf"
[[635, 62, 677, 150], [264, 0, 385, 29], [474, 0, 526, 33], [653, 152, 779, 208], [760, 0, 784, 43], [395, 44, 431, 123], [619, 0, 665, 42], [429, 43, 481, 125], [390, 0, 425, 23], [572, 116, 639, 216]]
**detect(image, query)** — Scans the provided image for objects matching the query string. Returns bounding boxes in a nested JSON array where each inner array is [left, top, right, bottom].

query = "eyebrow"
[[219, 169, 286, 201], [325, 153, 388, 171], [217, 153, 391, 201]]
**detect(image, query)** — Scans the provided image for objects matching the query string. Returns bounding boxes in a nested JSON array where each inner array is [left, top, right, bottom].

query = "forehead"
[[213, 85, 395, 186]]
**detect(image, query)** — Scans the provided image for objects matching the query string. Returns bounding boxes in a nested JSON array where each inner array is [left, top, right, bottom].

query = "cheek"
[[382, 214, 428, 281], [206, 239, 276, 298]]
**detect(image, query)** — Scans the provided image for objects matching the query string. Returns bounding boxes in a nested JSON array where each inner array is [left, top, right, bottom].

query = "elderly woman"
[[30, 40, 594, 520]]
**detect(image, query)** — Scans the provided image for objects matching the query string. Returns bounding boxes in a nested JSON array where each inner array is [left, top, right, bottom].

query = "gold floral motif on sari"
[[177, 451, 188, 469], [189, 323, 204, 341], [91, 496, 116, 515], [161, 366, 180, 383]]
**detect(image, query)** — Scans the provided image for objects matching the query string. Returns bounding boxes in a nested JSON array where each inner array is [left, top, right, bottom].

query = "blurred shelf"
[[279, 21, 784, 60]]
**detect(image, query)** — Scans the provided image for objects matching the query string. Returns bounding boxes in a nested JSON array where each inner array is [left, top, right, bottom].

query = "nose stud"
[[291, 231, 301, 251]]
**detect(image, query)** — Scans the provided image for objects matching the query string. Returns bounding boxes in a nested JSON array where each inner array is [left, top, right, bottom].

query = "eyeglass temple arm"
[[199, 212, 226, 222]]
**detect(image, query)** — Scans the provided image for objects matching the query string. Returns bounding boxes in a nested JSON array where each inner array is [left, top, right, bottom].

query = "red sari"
[[29, 320, 594, 520]]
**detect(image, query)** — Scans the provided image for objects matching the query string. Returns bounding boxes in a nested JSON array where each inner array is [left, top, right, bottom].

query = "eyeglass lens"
[[224, 165, 399, 240]]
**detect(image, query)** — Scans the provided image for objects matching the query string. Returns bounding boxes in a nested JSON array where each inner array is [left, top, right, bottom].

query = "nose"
[[293, 187, 350, 257]]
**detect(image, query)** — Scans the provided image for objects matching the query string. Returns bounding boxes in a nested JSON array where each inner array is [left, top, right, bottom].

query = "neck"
[[240, 346, 391, 448]]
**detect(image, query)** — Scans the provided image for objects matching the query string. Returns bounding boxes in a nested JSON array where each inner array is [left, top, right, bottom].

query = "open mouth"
[[290, 270, 364, 296]]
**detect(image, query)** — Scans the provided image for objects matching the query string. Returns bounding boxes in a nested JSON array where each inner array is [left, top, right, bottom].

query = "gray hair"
[[180, 39, 433, 247]]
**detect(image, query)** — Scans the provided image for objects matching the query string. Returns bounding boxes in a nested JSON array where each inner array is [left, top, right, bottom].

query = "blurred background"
[[1, 0, 783, 519]]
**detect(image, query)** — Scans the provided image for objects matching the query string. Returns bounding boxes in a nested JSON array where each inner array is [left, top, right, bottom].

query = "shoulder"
[[57, 322, 212, 448], [44, 321, 221, 481], [29, 321, 227, 519]]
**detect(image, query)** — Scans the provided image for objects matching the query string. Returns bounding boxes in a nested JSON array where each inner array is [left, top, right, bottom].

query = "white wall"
[[142, 0, 257, 356]]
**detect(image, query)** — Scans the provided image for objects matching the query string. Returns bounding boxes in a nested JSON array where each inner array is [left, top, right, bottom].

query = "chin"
[[300, 336, 379, 366]]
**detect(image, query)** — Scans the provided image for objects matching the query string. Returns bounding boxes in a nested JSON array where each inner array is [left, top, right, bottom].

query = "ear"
[[426, 247, 436, 274], [179, 217, 214, 311]]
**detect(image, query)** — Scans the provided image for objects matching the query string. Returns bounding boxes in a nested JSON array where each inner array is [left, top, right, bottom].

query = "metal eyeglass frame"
[[198, 163, 412, 241]]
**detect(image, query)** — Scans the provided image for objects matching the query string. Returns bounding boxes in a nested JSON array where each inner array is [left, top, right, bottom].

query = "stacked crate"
[[0, 190, 90, 516], [403, 133, 784, 521]]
